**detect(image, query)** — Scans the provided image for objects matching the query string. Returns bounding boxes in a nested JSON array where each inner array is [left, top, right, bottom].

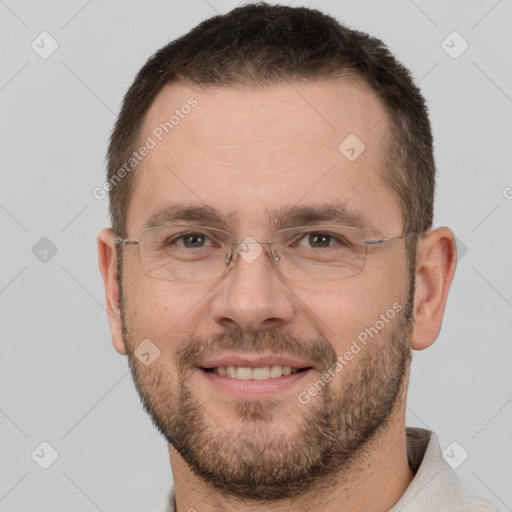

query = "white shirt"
[[152, 427, 499, 512]]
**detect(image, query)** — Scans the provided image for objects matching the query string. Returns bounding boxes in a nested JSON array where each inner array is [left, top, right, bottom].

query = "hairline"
[[119, 74, 407, 238]]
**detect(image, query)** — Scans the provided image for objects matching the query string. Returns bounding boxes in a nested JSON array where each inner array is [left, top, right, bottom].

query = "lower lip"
[[198, 368, 313, 397]]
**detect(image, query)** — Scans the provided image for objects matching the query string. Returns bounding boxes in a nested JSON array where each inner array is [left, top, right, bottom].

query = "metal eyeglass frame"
[[114, 225, 414, 282]]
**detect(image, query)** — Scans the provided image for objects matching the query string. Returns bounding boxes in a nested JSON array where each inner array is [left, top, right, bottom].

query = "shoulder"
[[391, 428, 500, 512], [465, 494, 501, 511]]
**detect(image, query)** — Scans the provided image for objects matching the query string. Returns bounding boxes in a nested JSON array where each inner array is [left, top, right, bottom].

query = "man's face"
[[119, 80, 412, 498]]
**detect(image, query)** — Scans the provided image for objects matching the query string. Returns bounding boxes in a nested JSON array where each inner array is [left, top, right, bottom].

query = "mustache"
[[175, 327, 338, 373]]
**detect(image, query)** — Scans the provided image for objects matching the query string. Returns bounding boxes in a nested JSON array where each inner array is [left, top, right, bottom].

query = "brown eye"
[[181, 233, 208, 248], [308, 232, 332, 248]]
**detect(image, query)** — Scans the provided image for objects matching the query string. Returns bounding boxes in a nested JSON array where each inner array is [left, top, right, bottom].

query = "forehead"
[[126, 79, 402, 235]]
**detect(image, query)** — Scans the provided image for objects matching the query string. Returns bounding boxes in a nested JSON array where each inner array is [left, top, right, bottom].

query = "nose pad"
[[227, 238, 277, 271], [225, 251, 235, 270]]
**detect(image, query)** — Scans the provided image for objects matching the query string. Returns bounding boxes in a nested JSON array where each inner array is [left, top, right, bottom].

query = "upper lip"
[[199, 353, 314, 370]]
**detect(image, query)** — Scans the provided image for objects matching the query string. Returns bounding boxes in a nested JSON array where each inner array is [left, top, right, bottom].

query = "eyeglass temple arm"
[[361, 237, 390, 245], [114, 236, 139, 246], [362, 232, 413, 245]]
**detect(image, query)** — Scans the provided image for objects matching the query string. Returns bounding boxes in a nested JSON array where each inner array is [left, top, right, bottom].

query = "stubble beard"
[[118, 270, 413, 501]]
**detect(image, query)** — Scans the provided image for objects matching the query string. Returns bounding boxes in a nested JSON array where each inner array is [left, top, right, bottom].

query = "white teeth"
[[210, 364, 301, 380], [252, 366, 270, 380], [282, 366, 292, 376], [270, 365, 283, 378], [236, 367, 253, 380]]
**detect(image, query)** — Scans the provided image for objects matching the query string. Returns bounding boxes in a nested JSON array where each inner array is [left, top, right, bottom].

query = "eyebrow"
[[271, 203, 370, 231], [145, 203, 226, 229], [144, 201, 373, 232]]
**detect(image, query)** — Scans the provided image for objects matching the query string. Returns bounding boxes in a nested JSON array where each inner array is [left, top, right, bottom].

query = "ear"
[[410, 226, 457, 351], [97, 228, 126, 355]]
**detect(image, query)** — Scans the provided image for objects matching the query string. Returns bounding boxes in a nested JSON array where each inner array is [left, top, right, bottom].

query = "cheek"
[[290, 262, 408, 352], [123, 270, 215, 343]]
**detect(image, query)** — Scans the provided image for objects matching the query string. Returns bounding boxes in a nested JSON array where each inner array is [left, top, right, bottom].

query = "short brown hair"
[[107, 2, 434, 241]]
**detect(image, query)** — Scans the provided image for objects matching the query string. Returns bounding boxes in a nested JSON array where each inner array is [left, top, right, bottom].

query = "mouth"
[[197, 354, 315, 396], [202, 364, 308, 380]]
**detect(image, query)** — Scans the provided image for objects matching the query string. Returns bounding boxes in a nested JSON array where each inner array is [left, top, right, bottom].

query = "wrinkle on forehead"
[[181, 139, 333, 169], [127, 80, 401, 237]]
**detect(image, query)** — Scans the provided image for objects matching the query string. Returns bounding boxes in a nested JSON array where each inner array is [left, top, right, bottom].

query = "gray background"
[[1, 0, 511, 510]]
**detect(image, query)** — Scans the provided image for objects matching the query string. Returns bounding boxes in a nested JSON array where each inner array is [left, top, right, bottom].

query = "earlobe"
[[409, 227, 457, 351], [97, 228, 126, 355]]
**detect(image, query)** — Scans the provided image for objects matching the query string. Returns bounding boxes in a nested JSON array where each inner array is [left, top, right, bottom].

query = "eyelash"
[[168, 231, 351, 249]]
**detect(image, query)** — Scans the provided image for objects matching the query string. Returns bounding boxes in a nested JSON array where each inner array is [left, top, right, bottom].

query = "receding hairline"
[[121, 74, 399, 235]]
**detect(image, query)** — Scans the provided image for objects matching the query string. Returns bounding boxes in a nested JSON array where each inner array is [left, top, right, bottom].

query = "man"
[[97, 4, 499, 511]]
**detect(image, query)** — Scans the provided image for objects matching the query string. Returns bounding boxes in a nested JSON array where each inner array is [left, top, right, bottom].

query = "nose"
[[210, 239, 294, 332]]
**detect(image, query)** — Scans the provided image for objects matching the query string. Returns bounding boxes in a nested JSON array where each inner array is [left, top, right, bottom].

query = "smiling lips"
[[200, 354, 313, 382], [205, 365, 301, 380]]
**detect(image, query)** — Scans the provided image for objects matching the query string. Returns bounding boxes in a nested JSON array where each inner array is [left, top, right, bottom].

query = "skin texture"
[[98, 79, 457, 512]]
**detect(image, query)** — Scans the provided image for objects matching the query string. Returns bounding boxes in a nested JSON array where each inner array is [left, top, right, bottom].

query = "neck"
[[167, 408, 414, 512]]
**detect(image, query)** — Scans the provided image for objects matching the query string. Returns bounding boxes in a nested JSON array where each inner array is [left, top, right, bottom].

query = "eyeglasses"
[[114, 224, 411, 282]]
